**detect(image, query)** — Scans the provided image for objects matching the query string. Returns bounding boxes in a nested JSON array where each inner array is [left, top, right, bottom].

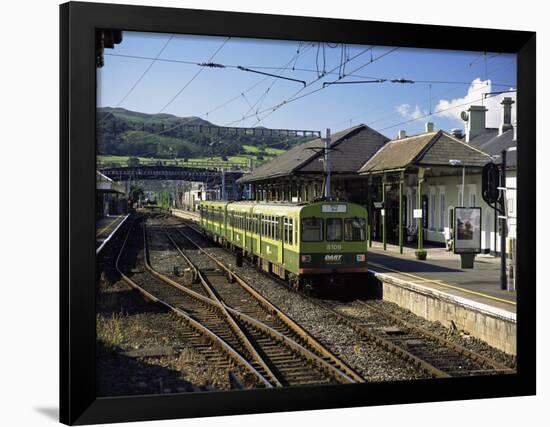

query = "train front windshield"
[[301, 218, 323, 242], [344, 218, 366, 241]]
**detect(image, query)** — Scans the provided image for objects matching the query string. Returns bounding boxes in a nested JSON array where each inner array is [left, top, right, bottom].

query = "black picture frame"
[[60, 1, 536, 425]]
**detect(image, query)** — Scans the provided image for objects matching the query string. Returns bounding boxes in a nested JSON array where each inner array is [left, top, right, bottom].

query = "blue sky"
[[97, 31, 516, 139]]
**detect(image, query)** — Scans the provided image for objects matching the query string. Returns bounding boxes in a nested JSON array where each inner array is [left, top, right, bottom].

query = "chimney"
[[500, 97, 515, 135], [397, 129, 407, 139], [462, 105, 487, 142], [425, 122, 434, 133], [451, 128, 463, 139]]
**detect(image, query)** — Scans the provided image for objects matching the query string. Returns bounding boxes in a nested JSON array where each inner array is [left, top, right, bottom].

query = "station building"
[[464, 98, 517, 255], [363, 97, 517, 256], [237, 98, 517, 259], [96, 170, 128, 218], [358, 124, 491, 250], [238, 124, 389, 204]]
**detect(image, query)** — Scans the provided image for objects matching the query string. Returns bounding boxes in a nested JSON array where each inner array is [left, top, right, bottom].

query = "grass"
[[242, 145, 285, 155], [96, 313, 125, 352], [97, 152, 282, 168]]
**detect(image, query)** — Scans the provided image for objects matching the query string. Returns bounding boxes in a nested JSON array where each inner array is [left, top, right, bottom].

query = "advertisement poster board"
[[453, 207, 482, 254]]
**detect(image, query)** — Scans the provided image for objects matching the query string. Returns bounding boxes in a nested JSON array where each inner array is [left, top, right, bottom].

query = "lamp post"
[[449, 159, 465, 205]]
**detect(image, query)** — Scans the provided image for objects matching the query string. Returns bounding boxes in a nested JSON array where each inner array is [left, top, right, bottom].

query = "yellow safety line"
[[97, 216, 120, 237], [369, 262, 517, 306]]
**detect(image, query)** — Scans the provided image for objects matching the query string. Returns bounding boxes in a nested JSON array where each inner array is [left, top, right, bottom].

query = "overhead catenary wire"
[[224, 46, 378, 127], [122, 36, 231, 145], [376, 95, 489, 132], [242, 46, 399, 128], [156, 37, 231, 114], [152, 43, 315, 136], [239, 44, 316, 126], [340, 52, 515, 133], [366, 82, 497, 130], [99, 35, 174, 125], [115, 35, 174, 107], [104, 53, 514, 88]]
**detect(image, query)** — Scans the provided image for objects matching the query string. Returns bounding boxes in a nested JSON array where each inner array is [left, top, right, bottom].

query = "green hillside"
[[97, 107, 313, 167]]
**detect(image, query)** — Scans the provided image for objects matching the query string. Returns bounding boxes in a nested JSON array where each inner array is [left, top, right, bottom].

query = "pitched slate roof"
[[469, 128, 516, 168], [358, 130, 491, 174], [238, 124, 389, 183]]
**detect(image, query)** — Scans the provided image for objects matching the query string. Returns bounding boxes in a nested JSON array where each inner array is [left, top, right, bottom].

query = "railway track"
[[115, 217, 271, 389], [154, 223, 365, 386], [130, 215, 364, 387], [314, 299, 515, 378], [180, 218, 515, 379]]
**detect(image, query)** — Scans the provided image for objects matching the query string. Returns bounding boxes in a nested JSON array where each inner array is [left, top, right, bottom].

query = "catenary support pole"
[[324, 128, 332, 200], [500, 149, 507, 290], [382, 176, 387, 251], [367, 175, 372, 248], [399, 176, 403, 254], [417, 176, 423, 251]]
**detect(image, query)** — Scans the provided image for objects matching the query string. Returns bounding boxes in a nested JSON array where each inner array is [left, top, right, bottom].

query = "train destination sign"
[[322, 204, 347, 213], [454, 207, 482, 254]]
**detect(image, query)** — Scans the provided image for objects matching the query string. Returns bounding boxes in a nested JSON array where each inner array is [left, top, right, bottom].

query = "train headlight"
[[301, 255, 311, 262], [356, 254, 366, 262]]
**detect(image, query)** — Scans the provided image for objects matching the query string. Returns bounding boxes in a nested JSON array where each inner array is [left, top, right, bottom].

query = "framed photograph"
[[60, 1, 536, 425]]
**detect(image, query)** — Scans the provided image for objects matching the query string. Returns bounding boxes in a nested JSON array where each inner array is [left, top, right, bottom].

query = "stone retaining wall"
[[376, 273, 516, 355]]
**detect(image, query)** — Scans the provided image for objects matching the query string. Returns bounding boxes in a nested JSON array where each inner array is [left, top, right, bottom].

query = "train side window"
[[326, 218, 343, 241], [301, 218, 323, 242], [289, 218, 294, 245], [344, 217, 366, 241]]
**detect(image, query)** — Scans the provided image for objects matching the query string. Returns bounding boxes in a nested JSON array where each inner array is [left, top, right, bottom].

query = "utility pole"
[[221, 168, 226, 200], [324, 128, 332, 200], [500, 149, 507, 290], [462, 165, 465, 206]]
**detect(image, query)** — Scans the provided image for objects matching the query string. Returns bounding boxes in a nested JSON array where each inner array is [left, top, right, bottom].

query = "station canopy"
[[358, 130, 492, 175], [238, 124, 389, 184]]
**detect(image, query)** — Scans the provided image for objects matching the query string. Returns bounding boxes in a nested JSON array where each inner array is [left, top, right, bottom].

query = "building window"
[[429, 193, 436, 230], [439, 193, 445, 230], [407, 193, 412, 226]]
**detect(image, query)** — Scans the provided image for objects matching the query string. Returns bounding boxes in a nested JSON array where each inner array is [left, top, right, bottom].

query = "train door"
[[277, 216, 283, 264], [258, 214, 263, 256], [281, 216, 286, 265]]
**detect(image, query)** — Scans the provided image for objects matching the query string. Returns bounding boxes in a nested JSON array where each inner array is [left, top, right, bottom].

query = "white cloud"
[[396, 103, 427, 120], [434, 78, 516, 128]]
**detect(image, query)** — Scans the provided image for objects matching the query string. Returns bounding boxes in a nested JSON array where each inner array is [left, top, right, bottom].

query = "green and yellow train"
[[199, 200, 368, 289]]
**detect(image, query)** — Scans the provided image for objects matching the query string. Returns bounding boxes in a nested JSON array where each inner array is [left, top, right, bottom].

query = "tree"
[[127, 156, 140, 167]]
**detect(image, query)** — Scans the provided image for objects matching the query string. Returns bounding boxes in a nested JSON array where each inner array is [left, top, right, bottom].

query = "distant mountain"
[[97, 107, 312, 160]]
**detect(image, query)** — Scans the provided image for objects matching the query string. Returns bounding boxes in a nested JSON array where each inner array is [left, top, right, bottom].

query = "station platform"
[[170, 208, 200, 222], [367, 241, 516, 354], [96, 215, 129, 254], [368, 242, 516, 311]]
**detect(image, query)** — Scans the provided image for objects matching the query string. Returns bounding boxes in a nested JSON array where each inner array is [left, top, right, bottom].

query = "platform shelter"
[[358, 128, 491, 254]]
